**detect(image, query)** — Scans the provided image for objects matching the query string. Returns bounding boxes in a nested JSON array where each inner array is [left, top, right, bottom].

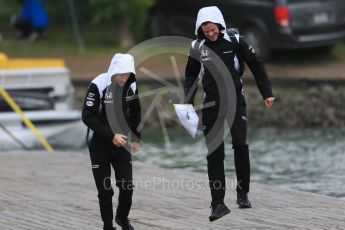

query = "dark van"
[[148, 0, 345, 59]]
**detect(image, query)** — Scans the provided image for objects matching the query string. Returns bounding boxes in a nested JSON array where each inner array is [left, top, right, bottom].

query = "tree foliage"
[[0, 0, 155, 43], [87, 0, 154, 39]]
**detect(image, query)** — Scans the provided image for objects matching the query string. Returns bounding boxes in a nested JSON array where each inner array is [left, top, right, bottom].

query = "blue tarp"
[[21, 0, 49, 29]]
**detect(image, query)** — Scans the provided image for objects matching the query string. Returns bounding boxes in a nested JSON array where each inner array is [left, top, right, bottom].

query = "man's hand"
[[112, 134, 128, 147], [264, 97, 275, 109], [131, 142, 141, 153]]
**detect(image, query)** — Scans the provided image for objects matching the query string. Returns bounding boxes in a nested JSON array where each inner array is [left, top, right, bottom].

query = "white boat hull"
[[0, 65, 87, 150], [0, 110, 86, 150]]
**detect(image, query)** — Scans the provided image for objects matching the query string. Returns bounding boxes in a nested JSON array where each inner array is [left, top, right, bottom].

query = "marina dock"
[[0, 152, 344, 229]]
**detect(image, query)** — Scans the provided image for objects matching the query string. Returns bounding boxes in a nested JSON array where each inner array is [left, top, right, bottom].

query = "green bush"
[[87, 0, 154, 40], [0, 0, 154, 42]]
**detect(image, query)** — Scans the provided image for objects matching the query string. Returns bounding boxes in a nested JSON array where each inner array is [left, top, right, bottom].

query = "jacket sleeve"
[[81, 83, 114, 142], [239, 37, 273, 99], [184, 46, 201, 105], [127, 83, 141, 143]]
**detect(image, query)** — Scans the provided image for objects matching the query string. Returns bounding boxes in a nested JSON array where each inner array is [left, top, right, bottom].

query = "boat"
[[0, 53, 84, 150]]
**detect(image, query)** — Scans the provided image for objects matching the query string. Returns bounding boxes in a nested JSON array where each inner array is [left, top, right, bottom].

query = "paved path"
[[0, 152, 344, 229]]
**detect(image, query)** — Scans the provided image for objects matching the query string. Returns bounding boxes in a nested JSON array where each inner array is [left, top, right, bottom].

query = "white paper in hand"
[[173, 104, 199, 138]]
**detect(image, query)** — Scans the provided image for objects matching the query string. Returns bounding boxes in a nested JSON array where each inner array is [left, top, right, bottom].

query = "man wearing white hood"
[[82, 53, 141, 230], [184, 6, 275, 221]]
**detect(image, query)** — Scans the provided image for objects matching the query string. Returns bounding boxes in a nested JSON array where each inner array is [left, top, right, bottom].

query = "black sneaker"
[[115, 217, 134, 230], [237, 191, 252, 208], [209, 203, 231, 222]]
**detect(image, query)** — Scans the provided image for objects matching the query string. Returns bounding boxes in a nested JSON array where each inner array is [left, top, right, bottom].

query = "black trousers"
[[88, 142, 133, 230], [14, 19, 42, 38], [202, 105, 250, 208]]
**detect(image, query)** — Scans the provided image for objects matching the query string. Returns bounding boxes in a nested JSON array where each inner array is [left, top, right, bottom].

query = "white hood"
[[107, 53, 136, 78], [195, 6, 227, 35], [91, 53, 136, 97]]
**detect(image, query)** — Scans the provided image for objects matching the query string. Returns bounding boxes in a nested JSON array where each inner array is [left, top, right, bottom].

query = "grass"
[[0, 24, 130, 79], [1, 23, 345, 81], [1, 23, 345, 60], [334, 42, 345, 59], [0, 24, 127, 58], [268, 42, 345, 65]]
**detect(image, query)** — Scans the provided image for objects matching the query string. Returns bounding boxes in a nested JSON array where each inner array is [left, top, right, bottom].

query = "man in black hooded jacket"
[[82, 53, 141, 230], [184, 6, 275, 222]]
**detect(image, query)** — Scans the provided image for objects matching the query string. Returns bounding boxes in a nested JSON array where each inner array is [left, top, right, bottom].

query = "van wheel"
[[243, 27, 270, 60]]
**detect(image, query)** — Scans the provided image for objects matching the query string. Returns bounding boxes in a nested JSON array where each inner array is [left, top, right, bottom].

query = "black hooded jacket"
[[82, 74, 141, 146], [184, 32, 273, 107]]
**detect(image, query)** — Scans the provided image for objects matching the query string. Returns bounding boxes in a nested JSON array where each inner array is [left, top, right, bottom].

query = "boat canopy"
[[0, 53, 65, 69]]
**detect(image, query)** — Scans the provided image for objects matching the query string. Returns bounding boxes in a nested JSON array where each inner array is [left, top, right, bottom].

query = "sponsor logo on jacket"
[[86, 101, 94, 107], [200, 48, 211, 61], [104, 92, 113, 104]]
